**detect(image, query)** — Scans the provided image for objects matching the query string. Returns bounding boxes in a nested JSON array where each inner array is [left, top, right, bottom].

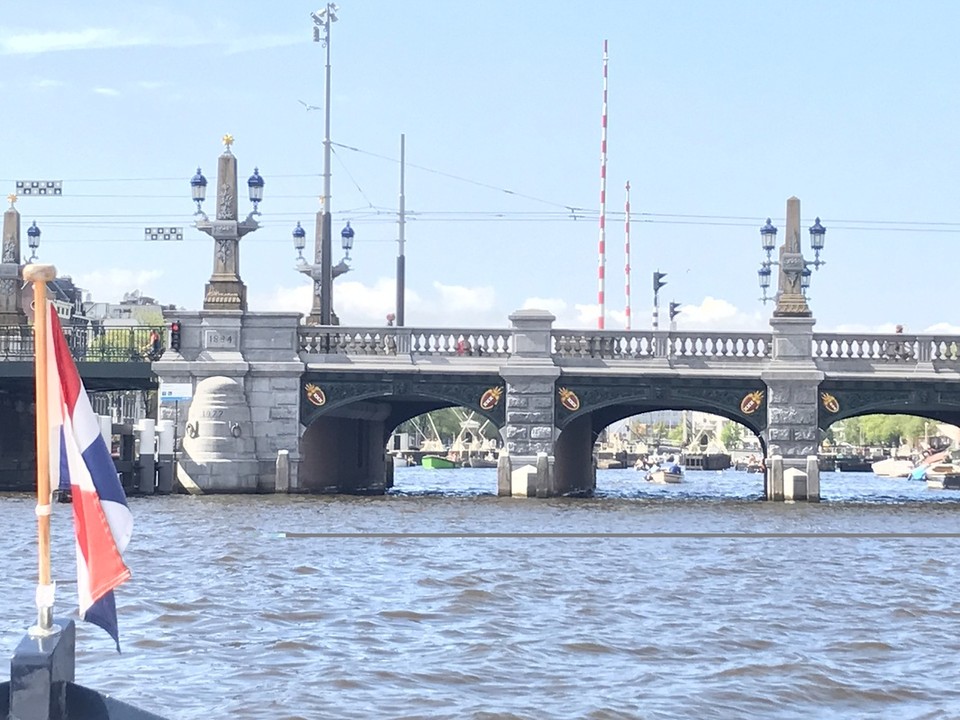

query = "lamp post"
[[310, 3, 340, 325], [190, 134, 264, 312], [293, 219, 354, 322], [757, 196, 826, 317]]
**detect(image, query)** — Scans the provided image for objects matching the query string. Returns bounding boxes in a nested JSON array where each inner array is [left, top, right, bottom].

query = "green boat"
[[421, 455, 458, 469]]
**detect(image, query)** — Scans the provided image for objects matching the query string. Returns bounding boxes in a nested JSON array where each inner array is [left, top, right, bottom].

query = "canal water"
[[2, 469, 960, 719]]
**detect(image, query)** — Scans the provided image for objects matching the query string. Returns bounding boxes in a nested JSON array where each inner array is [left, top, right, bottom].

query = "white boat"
[[646, 469, 682, 484], [925, 463, 960, 489], [871, 457, 915, 478]]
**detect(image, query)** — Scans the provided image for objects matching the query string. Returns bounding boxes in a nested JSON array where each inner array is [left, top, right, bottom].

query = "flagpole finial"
[[7, 193, 17, 208], [23, 264, 57, 283]]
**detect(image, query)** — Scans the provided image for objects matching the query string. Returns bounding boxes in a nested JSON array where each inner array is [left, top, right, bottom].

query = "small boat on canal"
[[925, 463, 960, 490], [421, 455, 459, 469], [646, 468, 683, 484]]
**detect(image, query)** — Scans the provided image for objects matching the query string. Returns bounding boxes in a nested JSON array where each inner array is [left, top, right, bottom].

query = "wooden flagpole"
[[24, 263, 60, 637]]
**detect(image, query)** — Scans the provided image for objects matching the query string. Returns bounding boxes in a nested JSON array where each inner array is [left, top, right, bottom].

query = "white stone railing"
[[552, 330, 658, 358], [812, 333, 960, 364], [298, 326, 512, 358], [552, 330, 771, 360], [297, 325, 960, 369]]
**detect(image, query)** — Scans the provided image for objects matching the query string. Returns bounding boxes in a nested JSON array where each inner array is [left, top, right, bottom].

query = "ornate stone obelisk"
[[0, 195, 27, 325], [199, 135, 251, 311], [773, 196, 811, 318]]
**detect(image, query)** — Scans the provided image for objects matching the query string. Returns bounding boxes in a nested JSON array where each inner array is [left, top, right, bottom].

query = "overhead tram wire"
[[9, 175, 960, 234], [328, 141, 586, 215]]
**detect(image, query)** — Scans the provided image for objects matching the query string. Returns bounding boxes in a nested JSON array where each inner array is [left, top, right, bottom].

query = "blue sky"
[[2, 1, 959, 333]]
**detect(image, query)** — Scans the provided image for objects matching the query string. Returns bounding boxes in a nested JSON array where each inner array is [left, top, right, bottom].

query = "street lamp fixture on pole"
[[757, 196, 827, 316], [293, 219, 354, 322], [26, 221, 41, 262], [310, 4, 339, 325], [190, 134, 264, 312]]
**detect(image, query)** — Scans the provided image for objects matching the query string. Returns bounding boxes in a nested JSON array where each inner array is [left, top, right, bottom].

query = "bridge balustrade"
[[668, 332, 771, 359], [298, 326, 512, 358], [553, 331, 657, 358], [552, 330, 771, 360]]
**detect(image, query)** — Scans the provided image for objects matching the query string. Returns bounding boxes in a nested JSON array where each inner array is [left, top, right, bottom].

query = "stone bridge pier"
[[496, 310, 594, 498], [762, 316, 823, 501], [154, 310, 304, 494]]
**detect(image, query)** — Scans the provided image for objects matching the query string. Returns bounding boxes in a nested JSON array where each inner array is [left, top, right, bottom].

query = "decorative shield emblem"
[[305, 383, 326, 407], [479, 386, 503, 411], [820, 392, 840, 414], [739, 390, 764, 415], [558, 387, 580, 412]]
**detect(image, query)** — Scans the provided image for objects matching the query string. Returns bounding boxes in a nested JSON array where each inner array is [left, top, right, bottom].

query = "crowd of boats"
[[389, 414, 960, 490]]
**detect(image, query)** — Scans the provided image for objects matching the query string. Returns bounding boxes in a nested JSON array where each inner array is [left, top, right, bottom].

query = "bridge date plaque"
[[204, 329, 237, 349]]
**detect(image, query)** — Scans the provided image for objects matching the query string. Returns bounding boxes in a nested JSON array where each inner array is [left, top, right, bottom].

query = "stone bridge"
[[147, 308, 960, 502]]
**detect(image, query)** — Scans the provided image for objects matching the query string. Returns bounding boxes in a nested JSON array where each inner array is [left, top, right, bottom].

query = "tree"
[[720, 421, 744, 450]]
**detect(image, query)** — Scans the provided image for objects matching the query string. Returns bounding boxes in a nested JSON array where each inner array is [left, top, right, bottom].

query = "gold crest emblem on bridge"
[[739, 390, 764, 415], [558, 387, 580, 412], [305, 383, 326, 407], [820, 391, 840, 414], [479, 386, 503, 411]]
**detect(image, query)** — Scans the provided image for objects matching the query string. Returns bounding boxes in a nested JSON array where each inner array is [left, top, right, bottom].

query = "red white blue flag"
[[46, 303, 133, 650]]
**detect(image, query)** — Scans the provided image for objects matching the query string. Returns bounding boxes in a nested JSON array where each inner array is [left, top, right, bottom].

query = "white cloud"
[[0, 26, 301, 57], [252, 278, 507, 327], [93, 87, 120, 96], [72, 269, 163, 303], [674, 296, 767, 331], [920, 322, 960, 335], [0, 28, 148, 55], [32, 78, 62, 89]]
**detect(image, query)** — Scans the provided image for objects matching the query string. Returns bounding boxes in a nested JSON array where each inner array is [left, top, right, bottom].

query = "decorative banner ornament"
[[558, 387, 581, 412], [305, 383, 326, 407], [479, 386, 503, 411], [820, 392, 840, 414], [739, 390, 765, 415]]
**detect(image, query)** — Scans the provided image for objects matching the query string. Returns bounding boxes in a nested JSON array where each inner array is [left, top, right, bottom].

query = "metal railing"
[[0, 325, 163, 363]]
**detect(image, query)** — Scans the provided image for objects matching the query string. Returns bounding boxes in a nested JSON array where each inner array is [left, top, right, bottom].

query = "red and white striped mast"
[[624, 180, 631, 330], [596, 40, 609, 330]]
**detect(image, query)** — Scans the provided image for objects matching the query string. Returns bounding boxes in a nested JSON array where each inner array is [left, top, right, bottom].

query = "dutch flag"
[[46, 304, 133, 651]]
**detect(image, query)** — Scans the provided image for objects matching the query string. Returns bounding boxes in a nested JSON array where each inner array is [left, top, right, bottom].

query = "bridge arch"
[[550, 375, 769, 496], [298, 371, 505, 493]]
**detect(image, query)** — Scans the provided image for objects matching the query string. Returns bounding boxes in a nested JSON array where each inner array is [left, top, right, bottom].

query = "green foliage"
[[720, 422, 744, 449], [131, 307, 164, 328], [834, 414, 940, 448]]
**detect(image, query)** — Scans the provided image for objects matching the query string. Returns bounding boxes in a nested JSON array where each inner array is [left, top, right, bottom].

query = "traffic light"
[[669, 302, 682, 321], [653, 271, 668, 293], [170, 321, 181, 351]]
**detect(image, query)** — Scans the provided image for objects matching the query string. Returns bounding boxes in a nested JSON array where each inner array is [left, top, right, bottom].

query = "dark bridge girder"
[[0, 361, 157, 392], [554, 375, 769, 440], [819, 380, 960, 429], [300, 370, 507, 439]]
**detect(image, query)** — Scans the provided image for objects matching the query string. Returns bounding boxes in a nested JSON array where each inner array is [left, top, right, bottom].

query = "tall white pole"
[[624, 180, 631, 331], [397, 133, 406, 326], [597, 40, 609, 330]]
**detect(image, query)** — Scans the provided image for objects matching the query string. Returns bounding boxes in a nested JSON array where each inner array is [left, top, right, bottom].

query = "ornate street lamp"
[[340, 221, 354, 260], [293, 219, 354, 321], [757, 198, 826, 315], [26, 222, 41, 262], [190, 135, 263, 311]]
